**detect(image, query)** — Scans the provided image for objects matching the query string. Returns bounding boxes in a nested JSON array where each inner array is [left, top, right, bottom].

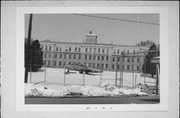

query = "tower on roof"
[[85, 31, 97, 44]]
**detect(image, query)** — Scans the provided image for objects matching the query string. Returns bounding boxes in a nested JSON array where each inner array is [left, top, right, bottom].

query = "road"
[[25, 95, 159, 104]]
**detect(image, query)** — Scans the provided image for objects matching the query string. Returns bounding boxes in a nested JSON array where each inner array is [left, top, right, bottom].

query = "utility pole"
[[53, 43, 56, 67], [63, 68, 66, 86], [144, 54, 146, 85], [119, 53, 124, 88], [132, 57, 135, 87], [156, 64, 159, 95], [115, 56, 118, 86], [83, 70, 85, 86], [156, 46, 159, 95], [25, 14, 33, 83]]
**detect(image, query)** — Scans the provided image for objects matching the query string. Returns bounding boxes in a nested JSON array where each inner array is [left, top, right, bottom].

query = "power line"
[[74, 14, 159, 26]]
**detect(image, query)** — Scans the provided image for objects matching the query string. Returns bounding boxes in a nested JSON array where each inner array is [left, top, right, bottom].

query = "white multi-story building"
[[40, 31, 148, 72]]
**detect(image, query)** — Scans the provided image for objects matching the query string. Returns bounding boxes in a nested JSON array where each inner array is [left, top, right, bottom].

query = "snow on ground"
[[25, 83, 147, 97], [25, 68, 155, 97]]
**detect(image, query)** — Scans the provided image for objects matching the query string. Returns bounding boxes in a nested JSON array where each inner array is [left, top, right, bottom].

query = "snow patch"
[[25, 83, 147, 97]]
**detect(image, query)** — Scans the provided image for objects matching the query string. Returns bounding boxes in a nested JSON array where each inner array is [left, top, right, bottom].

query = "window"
[[44, 52, 47, 57], [117, 65, 120, 69], [48, 53, 51, 58], [94, 48, 96, 53], [43, 60, 46, 65], [114, 49, 116, 54], [78, 55, 81, 59], [90, 48, 92, 52], [69, 47, 71, 52], [112, 64, 114, 69], [54, 54, 57, 58], [98, 48, 100, 53], [89, 55, 91, 60], [102, 49, 104, 53], [49, 46, 51, 51], [64, 54, 66, 59], [97, 56, 100, 60], [59, 47, 62, 52], [101, 64, 104, 68], [56, 47, 58, 51], [74, 55, 76, 59], [112, 57, 115, 61], [118, 49, 120, 54], [48, 61, 51, 66], [69, 54, 71, 59], [122, 65, 124, 70], [85, 55, 87, 60], [79, 47, 81, 52], [93, 63, 95, 68], [88, 63, 91, 67], [106, 64, 108, 69], [133, 50, 135, 54], [59, 54, 62, 58], [132, 57, 134, 62], [106, 49, 109, 54], [127, 50, 129, 53], [69, 62, 71, 65], [117, 57, 120, 61], [137, 57, 139, 63], [97, 63, 99, 68], [54, 61, 56, 66], [93, 56, 96, 60], [75, 47, 77, 52], [127, 57, 130, 62], [59, 61, 61, 66], [85, 48, 88, 52], [101, 56, 104, 61], [137, 66, 139, 70], [45, 46, 48, 50], [127, 65, 129, 70], [106, 56, 108, 61]]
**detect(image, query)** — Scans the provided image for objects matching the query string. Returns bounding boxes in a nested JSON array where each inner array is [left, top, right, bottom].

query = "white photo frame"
[[1, 1, 179, 118]]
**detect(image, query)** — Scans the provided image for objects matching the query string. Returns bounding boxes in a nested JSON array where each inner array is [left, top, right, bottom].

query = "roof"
[[40, 40, 146, 48]]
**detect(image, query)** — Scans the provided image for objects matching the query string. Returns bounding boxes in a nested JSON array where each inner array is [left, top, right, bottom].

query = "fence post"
[[44, 63, 47, 87], [132, 67, 134, 87], [115, 56, 118, 86], [64, 68, 66, 86], [144, 55, 146, 85], [135, 74, 137, 87], [156, 64, 160, 95], [99, 73, 102, 86], [30, 65, 32, 83], [119, 55, 124, 88], [83, 71, 85, 86]]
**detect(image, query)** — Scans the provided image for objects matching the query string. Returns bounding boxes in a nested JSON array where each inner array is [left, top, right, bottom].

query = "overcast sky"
[[25, 14, 159, 45]]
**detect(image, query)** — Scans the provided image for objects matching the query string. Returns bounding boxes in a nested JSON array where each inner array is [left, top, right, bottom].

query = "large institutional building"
[[40, 31, 148, 72]]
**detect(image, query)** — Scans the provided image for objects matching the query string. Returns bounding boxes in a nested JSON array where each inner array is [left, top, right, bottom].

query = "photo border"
[[1, 1, 179, 118]]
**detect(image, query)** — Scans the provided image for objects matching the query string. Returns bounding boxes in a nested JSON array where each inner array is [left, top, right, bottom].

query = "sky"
[[25, 14, 159, 45]]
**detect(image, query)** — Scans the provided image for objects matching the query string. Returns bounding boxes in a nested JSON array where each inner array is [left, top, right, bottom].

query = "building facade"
[[40, 32, 148, 72]]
